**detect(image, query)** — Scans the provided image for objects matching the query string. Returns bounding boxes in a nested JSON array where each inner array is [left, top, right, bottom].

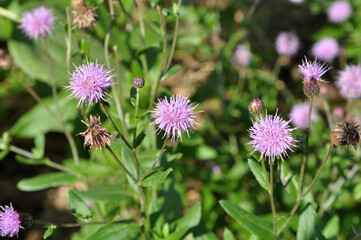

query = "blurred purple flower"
[[20, 6, 56, 40], [332, 106, 344, 120], [336, 64, 361, 99], [0, 203, 23, 237], [213, 165, 221, 174], [328, 1, 352, 23], [298, 57, 330, 83], [231, 44, 251, 67], [289, 102, 319, 129], [311, 37, 339, 62], [248, 111, 297, 164], [65, 62, 115, 107], [150, 94, 198, 142], [275, 32, 300, 56]]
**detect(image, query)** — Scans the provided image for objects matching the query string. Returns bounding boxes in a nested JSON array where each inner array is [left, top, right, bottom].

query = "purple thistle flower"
[[298, 57, 330, 83], [289, 102, 319, 130], [311, 37, 339, 62], [231, 44, 252, 67], [248, 111, 297, 164], [20, 6, 56, 40], [150, 94, 198, 142], [0, 203, 23, 237], [275, 31, 300, 57], [328, 1, 352, 23], [65, 62, 115, 107], [336, 64, 361, 99]]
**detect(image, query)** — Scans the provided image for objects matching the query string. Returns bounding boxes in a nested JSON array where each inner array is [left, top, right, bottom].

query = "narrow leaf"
[[17, 172, 79, 191], [87, 223, 140, 240], [161, 65, 182, 81], [141, 168, 173, 187], [74, 186, 132, 202], [247, 158, 269, 192], [68, 189, 93, 221], [280, 161, 299, 198], [297, 203, 324, 240], [43, 225, 57, 239]]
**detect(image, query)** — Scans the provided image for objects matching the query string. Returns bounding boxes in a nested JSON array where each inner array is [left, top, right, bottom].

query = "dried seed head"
[[303, 78, 320, 98], [71, 0, 97, 29], [78, 115, 114, 150], [330, 120, 360, 149], [248, 98, 264, 115]]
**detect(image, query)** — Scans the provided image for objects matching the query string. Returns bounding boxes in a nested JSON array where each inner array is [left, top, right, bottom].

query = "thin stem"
[[298, 98, 313, 196], [100, 101, 121, 135], [276, 198, 301, 235], [137, 184, 145, 213], [269, 163, 277, 238], [104, 0, 115, 69], [105, 145, 137, 183], [33, 219, 135, 228], [140, 136, 169, 182], [45, 160, 81, 177], [228, 69, 247, 113], [2, 142, 36, 159], [0, 7, 20, 22], [322, 99, 333, 128], [66, 7, 72, 71], [133, 88, 140, 147]]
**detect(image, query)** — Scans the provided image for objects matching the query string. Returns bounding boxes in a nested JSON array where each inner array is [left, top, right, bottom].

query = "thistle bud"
[[303, 78, 320, 98], [132, 76, 145, 88], [248, 98, 264, 115], [330, 120, 360, 149]]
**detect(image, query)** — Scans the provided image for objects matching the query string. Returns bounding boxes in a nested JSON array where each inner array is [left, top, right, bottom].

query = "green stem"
[[33, 219, 135, 228], [3, 143, 36, 159], [46, 160, 81, 178], [0, 7, 20, 22], [269, 163, 277, 238], [104, 0, 115, 69], [133, 88, 140, 147], [140, 136, 169, 182]]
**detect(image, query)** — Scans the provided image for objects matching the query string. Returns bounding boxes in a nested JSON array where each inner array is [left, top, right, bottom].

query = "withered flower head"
[[78, 115, 114, 150], [330, 120, 360, 149], [71, 0, 97, 29]]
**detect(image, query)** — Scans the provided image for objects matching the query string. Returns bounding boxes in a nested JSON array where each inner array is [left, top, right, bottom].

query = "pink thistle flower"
[[275, 32, 300, 56], [150, 94, 198, 142], [328, 1, 352, 23], [336, 64, 361, 99], [298, 57, 330, 83], [332, 106, 344, 120], [248, 111, 297, 164], [213, 165, 221, 174], [0, 203, 24, 237], [311, 37, 339, 62], [231, 44, 252, 67], [20, 6, 56, 40], [65, 62, 115, 107], [289, 102, 319, 130]]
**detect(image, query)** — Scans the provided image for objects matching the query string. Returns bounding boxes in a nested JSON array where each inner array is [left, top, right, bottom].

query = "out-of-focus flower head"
[[65, 61, 115, 107], [328, 1, 352, 23], [275, 31, 300, 56], [336, 64, 361, 99], [231, 44, 252, 67], [248, 111, 297, 164], [20, 6, 56, 40], [72, 0, 97, 29], [332, 106, 344, 120], [150, 94, 198, 142], [311, 37, 339, 62], [289, 102, 319, 129]]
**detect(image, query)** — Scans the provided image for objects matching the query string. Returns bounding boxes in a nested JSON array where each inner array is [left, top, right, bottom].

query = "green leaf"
[[322, 215, 339, 239], [17, 172, 79, 191], [0, 132, 11, 150], [151, 0, 160, 7], [161, 65, 182, 81], [247, 158, 269, 192], [141, 168, 173, 187], [0, 148, 10, 161], [43, 225, 57, 239], [196, 145, 218, 160], [68, 189, 93, 221], [10, 92, 78, 138], [32, 134, 45, 158], [87, 223, 140, 240], [175, 202, 202, 231], [223, 228, 236, 240], [280, 161, 299, 198], [16, 155, 49, 165], [297, 203, 324, 240], [74, 185, 132, 202], [219, 200, 273, 240]]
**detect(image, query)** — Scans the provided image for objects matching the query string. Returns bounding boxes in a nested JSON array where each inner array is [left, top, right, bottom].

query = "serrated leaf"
[[247, 158, 269, 192], [17, 172, 79, 191], [68, 189, 92, 221], [161, 65, 182, 81], [219, 200, 273, 240], [87, 223, 140, 240], [43, 225, 57, 239], [141, 168, 173, 187], [74, 186, 132, 202]]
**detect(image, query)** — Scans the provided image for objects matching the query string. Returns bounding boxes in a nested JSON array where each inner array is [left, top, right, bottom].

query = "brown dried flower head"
[[330, 120, 360, 149], [71, 0, 97, 29], [78, 115, 114, 150]]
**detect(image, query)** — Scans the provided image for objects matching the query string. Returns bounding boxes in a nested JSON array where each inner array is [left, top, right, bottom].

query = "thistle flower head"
[[0, 203, 29, 237], [328, 1, 352, 23], [289, 102, 319, 130], [231, 44, 252, 67], [20, 6, 56, 40], [331, 120, 360, 149], [311, 37, 339, 62], [72, 0, 97, 29], [78, 115, 114, 150], [275, 31, 300, 57], [336, 64, 361, 99], [65, 62, 115, 107], [298, 57, 330, 83], [150, 94, 198, 142], [248, 111, 297, 164]]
